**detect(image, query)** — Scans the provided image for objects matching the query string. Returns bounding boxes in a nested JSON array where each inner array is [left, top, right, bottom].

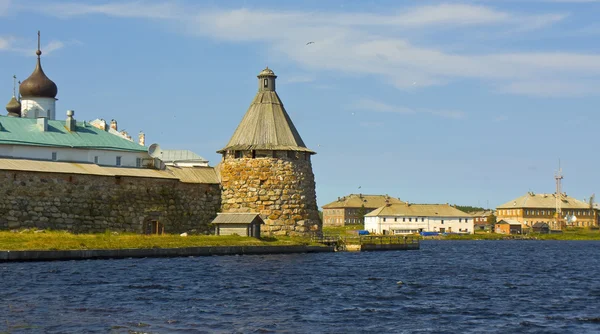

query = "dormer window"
[[264, 78, 268, 88]]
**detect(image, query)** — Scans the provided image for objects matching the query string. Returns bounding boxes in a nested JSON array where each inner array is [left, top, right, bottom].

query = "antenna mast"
[[554, 159, 563, 231]]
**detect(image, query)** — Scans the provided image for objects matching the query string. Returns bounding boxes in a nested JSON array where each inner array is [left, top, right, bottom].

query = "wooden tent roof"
[[217, 69, 314, 154]]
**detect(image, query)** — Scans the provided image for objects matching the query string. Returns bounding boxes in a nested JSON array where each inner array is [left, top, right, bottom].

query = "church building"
[[2, 32, 151, 167]]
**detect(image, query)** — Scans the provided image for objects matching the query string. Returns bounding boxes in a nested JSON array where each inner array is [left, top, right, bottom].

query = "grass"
[[322, 224, 364, 236], [0, 230, 319, 251], [440, 228, 600, 240]]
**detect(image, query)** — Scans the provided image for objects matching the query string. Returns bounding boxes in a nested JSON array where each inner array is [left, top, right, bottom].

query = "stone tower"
[[217, 67, 321, 236]]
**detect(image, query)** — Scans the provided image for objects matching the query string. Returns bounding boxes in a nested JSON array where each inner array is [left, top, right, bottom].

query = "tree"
[[357, 204, 368, 224]]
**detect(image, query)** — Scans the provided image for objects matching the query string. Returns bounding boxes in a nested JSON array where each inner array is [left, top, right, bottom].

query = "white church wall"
[[21, 97, 56, 120]]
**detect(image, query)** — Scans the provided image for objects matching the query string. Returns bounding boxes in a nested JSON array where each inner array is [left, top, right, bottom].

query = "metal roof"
[[323, 194, 404, 209], [161, 149, 207, 163], [497, 219, 522, 226], [0, 116, 147, 152], [165, 166, 219, 184], [0, 158, 219, 184], [365, 203, 472, 217], [0, 158, 176, 179], [497, 193, 590, 209], [217, 85, 314, 154], [211, 213, 264, 224]]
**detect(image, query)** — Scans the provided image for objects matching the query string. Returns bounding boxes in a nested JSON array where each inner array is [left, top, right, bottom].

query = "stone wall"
[[219, 154, 322, 236], [0, 170, 221, 233]]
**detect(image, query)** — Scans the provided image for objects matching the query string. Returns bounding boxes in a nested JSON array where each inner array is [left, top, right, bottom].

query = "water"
[[1, 240, 600, 333]]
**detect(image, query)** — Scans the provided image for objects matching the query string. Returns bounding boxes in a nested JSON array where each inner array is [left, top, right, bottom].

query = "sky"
[[2, 0, 600, 209]]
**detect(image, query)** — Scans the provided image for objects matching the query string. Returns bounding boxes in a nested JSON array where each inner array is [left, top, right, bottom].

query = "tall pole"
[[555, 160, 563, 231]]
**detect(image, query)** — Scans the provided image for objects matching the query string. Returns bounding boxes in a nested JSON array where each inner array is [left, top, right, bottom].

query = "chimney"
[[66, 110, 76, 132], [37, 117, 47, 132], [138, 131, 145, 146], [97, 119, 107, 131], [110, 119, 118, 131]]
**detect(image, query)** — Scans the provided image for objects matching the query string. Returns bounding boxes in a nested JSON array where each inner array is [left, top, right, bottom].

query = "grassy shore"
[[443, 228, 600, 240], [323, 225, 600, 241], [0, 230, 317, 251]]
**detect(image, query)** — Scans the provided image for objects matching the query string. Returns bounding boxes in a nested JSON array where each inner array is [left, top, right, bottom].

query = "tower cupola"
[[257, 66, 277, 92], [18, 31, 58, 120], [5, 75, 21, 117]]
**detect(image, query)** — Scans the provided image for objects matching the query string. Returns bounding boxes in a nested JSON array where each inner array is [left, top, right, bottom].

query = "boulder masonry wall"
[[0, 170, 221, 233], [219, 155, 321, 236]]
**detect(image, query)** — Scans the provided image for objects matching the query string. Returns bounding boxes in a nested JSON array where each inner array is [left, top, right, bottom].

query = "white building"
[[2, 33, 151, 168], [364, 203, 474, 235]]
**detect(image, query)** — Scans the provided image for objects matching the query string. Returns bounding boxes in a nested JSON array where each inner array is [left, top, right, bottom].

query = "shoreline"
[[0, 245, 335, 262]]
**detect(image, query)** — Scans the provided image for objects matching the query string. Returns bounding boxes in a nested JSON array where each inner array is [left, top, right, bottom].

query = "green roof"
[[0, 116, 146, 152]]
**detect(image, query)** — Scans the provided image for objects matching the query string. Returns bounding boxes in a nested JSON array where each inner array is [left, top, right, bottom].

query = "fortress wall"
[[0, 170, 221, 233], [219, 155, 322, 236]]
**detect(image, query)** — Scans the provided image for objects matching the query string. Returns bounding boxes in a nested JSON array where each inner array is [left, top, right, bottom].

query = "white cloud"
[[352, 98, 465, 119], [28, 1, 184, 19], [21, 1, 600, 97], [0, 37, 10, 50]]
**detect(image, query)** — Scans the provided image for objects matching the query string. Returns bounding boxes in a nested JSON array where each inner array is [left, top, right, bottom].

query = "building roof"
[[496, 219, 522, 226], [469, 210, 494, 217], [0, 116, 147, 152], [257, 67, 276, 77], [165, 166, 219, 184], [497, 192, 590, 210], [0, 157, 219, 184], [217, 68, 314, 154], [365, 203, 471, 217], [161, 150, 207, 163], [533, 222, 549, 228], [211, 213, 264, 225], [19, 47, 57, 99], [5, 96, 21, 116], [322, 194, 405, 209]]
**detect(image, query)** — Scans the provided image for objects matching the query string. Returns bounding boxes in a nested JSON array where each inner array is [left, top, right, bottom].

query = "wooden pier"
[[311, 235, 420, 252]]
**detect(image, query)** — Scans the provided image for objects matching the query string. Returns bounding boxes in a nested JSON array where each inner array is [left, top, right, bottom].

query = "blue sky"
[[2, 0, 600, 209]]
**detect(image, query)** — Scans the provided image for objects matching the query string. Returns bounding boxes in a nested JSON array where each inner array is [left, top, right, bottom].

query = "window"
[[116, 156, 122, 166], [136, 158, 141, 167], [459, 218, 462, 223], [51, 152, 57, 161], [465, 219, 468, 223], [409, 218, 412, 222], [94, 156, 99, 164], [441, 220, 444, 224], [403, 218, 405, 222], [383, 218, 386, 222], [264, 78, 268, 87], [394, 218, 397, 222], [422, 218, 424, 222]]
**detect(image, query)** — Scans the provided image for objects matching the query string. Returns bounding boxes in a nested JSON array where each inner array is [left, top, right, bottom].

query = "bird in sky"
[[306, 41, 315, 45], [358, 186, 362, 189]]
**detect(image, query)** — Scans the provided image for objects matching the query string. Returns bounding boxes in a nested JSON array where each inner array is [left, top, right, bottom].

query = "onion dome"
[[19, 33, 58, 99], [5, 96, 21, 117], [257, 67, 277, 78]]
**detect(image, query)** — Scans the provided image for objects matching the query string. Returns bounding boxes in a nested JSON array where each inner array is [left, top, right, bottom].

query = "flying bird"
[[306, 41, 315, 45]]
